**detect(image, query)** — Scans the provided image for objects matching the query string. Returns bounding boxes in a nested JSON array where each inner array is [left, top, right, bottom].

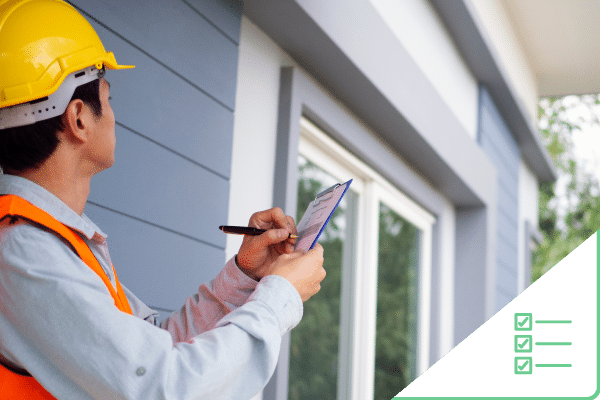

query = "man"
[[0, 0, 326, 399]]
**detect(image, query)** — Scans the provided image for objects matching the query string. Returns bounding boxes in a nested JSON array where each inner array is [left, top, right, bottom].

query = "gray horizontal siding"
[[70, 0, 239, 110], [85, 204, 225, 311], [93, 20, 234, 179], [184, 0, 243, 44], [497, 234, 518, 262], [478, 87, 520, 313], [495, 289, 512, 310], [478, 119, 520, 177], [70, 0, 241, 312], [88, 124, 229, 249]]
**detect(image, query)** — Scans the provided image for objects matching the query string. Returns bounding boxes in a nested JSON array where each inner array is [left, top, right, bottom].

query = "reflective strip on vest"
[[0, 194, 133, 399]]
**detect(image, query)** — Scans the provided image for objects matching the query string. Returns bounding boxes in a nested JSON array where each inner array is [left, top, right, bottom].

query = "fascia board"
[[243, 0, 497, 208]]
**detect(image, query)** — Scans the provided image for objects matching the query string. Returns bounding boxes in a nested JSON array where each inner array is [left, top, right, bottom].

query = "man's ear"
[[61, 99, 93, 144]]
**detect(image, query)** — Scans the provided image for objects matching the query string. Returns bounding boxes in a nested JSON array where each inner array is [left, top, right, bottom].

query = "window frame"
[[266, 66, 461, 400], [299, 117, 435, 399]]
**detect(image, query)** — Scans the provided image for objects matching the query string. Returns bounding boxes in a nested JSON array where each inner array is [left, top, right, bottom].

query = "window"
[[287, 118, 435, 399]]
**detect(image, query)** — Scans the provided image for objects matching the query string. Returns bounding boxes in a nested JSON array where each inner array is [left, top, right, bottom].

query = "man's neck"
[[14, 158, 92, 216]]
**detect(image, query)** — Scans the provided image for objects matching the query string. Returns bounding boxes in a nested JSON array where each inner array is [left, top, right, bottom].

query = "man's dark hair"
[[0, 79, 103, 173]]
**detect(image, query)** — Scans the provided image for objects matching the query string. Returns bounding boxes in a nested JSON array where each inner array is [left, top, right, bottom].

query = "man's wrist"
[[235, 255, 259, 281]]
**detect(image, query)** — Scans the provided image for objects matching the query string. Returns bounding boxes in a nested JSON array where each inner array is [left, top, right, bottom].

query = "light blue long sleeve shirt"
[[0, 175, 302, 399]]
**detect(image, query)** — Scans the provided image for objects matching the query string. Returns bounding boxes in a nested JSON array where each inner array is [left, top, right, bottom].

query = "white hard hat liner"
[[0, 65, 104, 130]]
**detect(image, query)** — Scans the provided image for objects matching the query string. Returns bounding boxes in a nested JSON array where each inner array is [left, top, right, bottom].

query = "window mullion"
[[355, 180, 380, 400]]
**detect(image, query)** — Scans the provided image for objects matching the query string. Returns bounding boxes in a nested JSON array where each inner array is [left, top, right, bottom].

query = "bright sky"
[[540, 94, 600, 228], [564, 118, 600, 213], [558, 95, 600, 186]]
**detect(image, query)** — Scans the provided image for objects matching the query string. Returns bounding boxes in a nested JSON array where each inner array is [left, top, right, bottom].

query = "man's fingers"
[[308, 243, 324, 258], [284, 242, 295, 254], [249, 208, 296, 232], [259, 228, 293, 246], [285, 215, 297, 235]]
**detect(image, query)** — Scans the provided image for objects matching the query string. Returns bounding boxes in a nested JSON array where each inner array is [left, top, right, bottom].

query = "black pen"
[[219, 225, 298, 239]]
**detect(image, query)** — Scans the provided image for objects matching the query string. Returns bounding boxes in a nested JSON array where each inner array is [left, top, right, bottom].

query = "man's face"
[[87, 77, 116, 172]]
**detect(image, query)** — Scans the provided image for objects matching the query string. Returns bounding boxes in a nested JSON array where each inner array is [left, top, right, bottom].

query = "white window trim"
[[299, 117, 435, 399]]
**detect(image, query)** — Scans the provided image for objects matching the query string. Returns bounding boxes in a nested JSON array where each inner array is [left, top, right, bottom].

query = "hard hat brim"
[[0, 50, 135, 109]]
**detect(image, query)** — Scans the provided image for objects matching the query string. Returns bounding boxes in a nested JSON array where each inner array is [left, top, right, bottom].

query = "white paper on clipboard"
[[295, 179, 352, 252]]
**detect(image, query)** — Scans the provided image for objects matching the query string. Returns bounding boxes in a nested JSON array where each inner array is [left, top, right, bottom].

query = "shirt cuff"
[[248, 275, 303, 335], [211, 257, 259, 308]]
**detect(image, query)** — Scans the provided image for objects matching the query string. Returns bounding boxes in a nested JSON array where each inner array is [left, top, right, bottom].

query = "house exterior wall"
[[226, 19, 294, 259], [232, 0, 550, 398], [230, 10, 482, 399], [229, 16, 461, 400], [478, 87, 521, 312]]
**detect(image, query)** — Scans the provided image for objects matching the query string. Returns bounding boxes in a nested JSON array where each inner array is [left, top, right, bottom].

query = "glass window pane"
[[289, 155, 350, 400], [374, 202, 420, 400]]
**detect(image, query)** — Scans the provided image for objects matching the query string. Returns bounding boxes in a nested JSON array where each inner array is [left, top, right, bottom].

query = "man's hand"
[[268, 244, 325, 302], [236, 207, 298, 280]]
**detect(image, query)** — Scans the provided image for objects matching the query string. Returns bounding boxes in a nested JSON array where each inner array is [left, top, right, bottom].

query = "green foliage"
[[374, 204, 419, 400], [533, 95, 600, 282]]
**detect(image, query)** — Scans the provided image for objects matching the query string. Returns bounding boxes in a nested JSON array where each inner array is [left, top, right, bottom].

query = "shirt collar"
[[0, 174, 107, 241]]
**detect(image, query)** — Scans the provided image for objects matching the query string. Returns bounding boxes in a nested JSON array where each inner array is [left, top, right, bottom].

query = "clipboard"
[[295, 179, 352, 251]]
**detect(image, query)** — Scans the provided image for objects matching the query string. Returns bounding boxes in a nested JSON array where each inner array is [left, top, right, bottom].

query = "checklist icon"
[[515, 313, 532, 331], [513, 313, 573, 375], [515, 357, 533, 374], [515, 335, 532, 353]]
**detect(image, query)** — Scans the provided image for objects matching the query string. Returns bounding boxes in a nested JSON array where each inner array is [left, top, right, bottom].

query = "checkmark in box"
[[515, 357, 533, 374], [515, 313, 532, 331], [515, 335, 532, 352]]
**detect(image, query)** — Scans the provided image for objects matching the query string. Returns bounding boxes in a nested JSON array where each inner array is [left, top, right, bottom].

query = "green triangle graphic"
[[391, 230, 600, 399]]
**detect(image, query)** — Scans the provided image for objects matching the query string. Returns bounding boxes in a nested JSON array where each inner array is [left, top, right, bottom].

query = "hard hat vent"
[[0, 66, 104, 129]]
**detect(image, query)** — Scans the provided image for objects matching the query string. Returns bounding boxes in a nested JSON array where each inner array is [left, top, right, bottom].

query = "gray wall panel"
[[498, 183, 518, 210], [479, 109, 520, 172], [92, 21, 233, 179], [71, 0, 242, 314], [495, 290, 512, 310], [497, 261, 517, 283], [89, 125, 229, 249], [70, 0, 238, 109], [478, 87, 520, 313], [499, 213, 517, 239], [497, 187, 518, 219], [84, 204, 226, 311], [498, 229, 518, 252], [498, 240, 518, 264], [454, 207, 489, 344], [184, 0, 243, 44], [480, 135, 519, 187], [495, 267, 517, 311]]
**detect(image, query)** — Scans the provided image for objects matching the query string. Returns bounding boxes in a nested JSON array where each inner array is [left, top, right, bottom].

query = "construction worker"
[[0, 0, 326, 399]]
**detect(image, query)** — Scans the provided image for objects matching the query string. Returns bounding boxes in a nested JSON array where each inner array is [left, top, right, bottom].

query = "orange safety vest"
[[0, 194, 133, 399]]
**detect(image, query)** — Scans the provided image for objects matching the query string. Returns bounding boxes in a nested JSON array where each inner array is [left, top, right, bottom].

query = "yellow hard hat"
[[0, 0, 133, 126]]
